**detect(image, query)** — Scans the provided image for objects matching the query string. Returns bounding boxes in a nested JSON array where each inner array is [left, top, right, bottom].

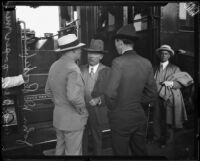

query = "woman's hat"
[[113, 24, 139, 41], [156, 45, 175, 56], [55, 34, 85, 52], [83, 39, 108, 54]]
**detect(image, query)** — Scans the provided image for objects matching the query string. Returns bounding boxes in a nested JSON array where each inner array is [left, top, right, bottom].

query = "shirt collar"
[[160, 61, 169, 69], [89, 63, 99, 73]]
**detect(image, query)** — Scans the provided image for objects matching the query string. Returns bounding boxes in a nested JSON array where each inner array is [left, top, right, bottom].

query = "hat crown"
[[55, 34, 85, 52], [88, 39, 104, 51], [114, 24, 138, 41], [159, 44, 172, 50], [57, 34, 77, 46], [117, 24, 136, 36], [156, 44, 174, 56]]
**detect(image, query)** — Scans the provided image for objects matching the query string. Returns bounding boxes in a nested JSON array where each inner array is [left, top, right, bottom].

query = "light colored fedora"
[[156, 44, 175, 56], [55, 34, 85, 52], [83, 39, 108, 54]]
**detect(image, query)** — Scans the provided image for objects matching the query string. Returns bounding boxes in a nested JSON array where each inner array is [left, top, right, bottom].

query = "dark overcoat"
[[104, 50, 157, 135]]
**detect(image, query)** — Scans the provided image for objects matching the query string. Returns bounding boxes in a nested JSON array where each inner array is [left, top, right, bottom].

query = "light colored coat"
[[159, 72, 193, 128], [45, 55, 88, 131]]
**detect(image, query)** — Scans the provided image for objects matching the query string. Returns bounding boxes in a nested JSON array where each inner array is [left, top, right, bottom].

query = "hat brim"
[[156, 48, 174, 56], [113, 34, 139, 41], [83, 48, 108, 54], [55, 43, 86, 52]]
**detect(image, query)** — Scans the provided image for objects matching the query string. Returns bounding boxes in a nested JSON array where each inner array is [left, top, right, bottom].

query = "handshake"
[[89, 97, 101, 107]]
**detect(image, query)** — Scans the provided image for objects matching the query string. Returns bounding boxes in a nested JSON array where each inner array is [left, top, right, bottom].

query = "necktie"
[[160, 64, 163, 71], [90, 67, 94, 77]]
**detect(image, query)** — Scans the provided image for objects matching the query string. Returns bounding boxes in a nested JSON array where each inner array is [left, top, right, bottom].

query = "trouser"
[[111, 121, 147, 156], [153, 98, 173, 142], [82, 118, 102, 155], [55, 128, 84, 155]]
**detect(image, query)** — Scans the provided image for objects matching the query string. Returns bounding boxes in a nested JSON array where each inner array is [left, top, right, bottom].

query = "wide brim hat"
[[156, 44, 175, 56], [113, 24, 139, 41], [83, 39, 108, 54], [55, 34, 85, 52]]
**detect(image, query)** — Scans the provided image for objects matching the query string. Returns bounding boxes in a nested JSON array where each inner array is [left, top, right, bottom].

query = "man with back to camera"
[[45, 34, 88, 155], [104, 24, 157, 156], [81, 38, 110, 155]]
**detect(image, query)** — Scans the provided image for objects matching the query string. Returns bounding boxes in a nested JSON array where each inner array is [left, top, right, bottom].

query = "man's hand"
[[76, 107, 87, 115], [162, 81, 174, 88], [89, 97, 101, 106]]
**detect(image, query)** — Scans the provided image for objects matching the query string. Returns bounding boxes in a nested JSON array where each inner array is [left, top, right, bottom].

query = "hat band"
[[58, 40, 79, 49]]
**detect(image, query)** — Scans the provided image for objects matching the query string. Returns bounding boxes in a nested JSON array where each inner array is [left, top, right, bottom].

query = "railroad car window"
[[132, 7, 148, 32], [178, 3, 194, 31]]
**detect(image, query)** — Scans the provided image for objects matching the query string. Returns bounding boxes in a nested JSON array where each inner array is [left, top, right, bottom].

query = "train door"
[[78, 4, 166, 66]]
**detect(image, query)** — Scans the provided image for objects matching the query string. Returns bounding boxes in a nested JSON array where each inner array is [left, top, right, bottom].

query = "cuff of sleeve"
[[171, 81, 174, 87], [98, 97, 102, 106]]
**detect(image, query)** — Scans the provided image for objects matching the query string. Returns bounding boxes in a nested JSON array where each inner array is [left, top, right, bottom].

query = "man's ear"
[[99, 55, 103, 60]]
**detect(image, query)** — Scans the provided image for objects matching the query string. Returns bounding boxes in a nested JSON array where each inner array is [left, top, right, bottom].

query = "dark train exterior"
[[1, 1, 199, 159]]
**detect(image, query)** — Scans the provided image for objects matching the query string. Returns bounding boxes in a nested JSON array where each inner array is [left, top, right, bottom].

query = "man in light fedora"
[[153, 44, 189, 148], [104, 24, 157, 156], [45, 34, 88, 155], [80, 38, 110, 155]]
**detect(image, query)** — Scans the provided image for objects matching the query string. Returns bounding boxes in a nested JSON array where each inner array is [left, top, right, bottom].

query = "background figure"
[[153, 45, 193, 148], [45, 34, 88, 155], [81, 39, 110, 155], [2, 74, 25, 88], [104, 24, 157, 156]]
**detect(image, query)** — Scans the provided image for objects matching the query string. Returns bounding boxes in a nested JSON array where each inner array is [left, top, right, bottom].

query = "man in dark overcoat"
[[81, 39, 110, 155], [104, 24, 157, 156]]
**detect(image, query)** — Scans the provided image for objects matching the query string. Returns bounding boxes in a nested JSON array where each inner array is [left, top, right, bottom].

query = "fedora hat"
[[55, 34, 85, 52], [156, 45, 175, 56], [113, 24, 139, 41], [83, 39, 108, 54]]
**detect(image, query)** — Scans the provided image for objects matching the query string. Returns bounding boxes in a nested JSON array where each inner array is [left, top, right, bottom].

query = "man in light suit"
[[81, 39, 110, 155], [104, 24, 157, 156], [45, 34, 88, 155]]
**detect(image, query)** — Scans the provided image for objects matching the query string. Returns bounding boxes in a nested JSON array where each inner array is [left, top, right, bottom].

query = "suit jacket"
[[104, 50, 157, 134], [81, 63, 110, 128], [45, 55, 88, 131]]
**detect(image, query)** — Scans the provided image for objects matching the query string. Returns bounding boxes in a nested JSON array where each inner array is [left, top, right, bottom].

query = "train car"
[[1, 1, 198, 159]]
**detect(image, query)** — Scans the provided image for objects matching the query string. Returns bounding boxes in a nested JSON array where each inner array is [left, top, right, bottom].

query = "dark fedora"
[[83, 39, 108, 54], [113, 24, 139, 41]]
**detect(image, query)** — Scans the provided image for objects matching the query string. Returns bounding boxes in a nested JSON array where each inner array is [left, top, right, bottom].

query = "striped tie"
[[90, 67, 94, 77]]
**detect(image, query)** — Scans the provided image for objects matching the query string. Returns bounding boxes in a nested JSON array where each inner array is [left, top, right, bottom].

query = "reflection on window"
[[133, 14, 148, 31], [132, 7, 148, 32], [178, 3, 194, 31]]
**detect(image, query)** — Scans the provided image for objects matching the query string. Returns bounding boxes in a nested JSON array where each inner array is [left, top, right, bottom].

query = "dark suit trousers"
[[111, 121, 147, 156], [82, 112, 102, 155], [153, 98, 172, 142]]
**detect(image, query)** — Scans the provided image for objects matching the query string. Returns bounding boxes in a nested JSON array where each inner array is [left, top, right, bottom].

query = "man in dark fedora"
[[104, 24, 157, 156], [81, 38, 110, 155], [45, 34, 88, 155], [153, 45, 190, 148]]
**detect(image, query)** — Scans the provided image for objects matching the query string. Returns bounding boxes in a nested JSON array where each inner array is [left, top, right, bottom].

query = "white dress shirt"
[[160, 61, 169, 70], [89, 63, 99, 74], [160, 61, 174, 87]]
